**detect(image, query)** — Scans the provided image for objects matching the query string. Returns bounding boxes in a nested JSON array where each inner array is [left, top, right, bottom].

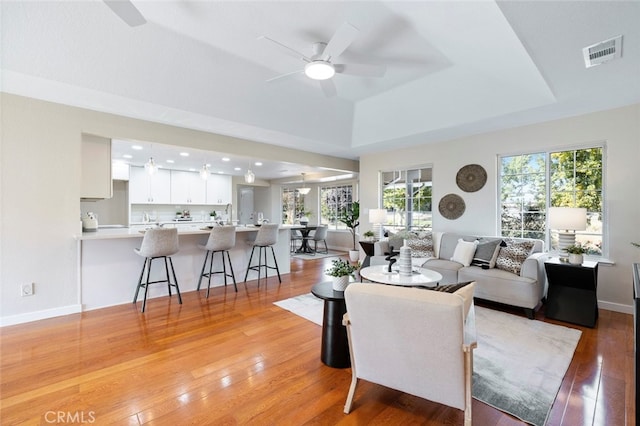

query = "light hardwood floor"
[[0, 255, 634, 425]]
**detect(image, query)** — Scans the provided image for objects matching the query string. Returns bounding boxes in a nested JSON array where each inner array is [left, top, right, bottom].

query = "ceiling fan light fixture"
[[245, 169, 255, 183], [304, 61, 335, 80]]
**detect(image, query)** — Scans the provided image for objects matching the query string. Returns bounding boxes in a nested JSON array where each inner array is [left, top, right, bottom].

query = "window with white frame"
[[320, 184, 355, 230], [499, 146, 604, 255], [380, 167, 432, 232], [281, 187, 306, 225]]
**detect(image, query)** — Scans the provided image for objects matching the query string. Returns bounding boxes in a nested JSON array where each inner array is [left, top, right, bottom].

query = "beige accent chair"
[[342, 282, 476, 425]]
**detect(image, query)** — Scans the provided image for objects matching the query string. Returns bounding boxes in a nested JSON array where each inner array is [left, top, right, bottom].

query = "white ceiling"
[[2, 1, 639, 180]]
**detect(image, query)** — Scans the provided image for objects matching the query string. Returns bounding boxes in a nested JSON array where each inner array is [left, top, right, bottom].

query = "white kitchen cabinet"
[[170, 170, 206, 204], [81, 134, 112, 199], [206, 174, 232, 205], [129, 166, 171, 204]]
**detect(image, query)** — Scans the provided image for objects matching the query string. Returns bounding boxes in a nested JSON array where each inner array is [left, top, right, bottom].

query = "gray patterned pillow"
[[407, 233, 434, 258], [471, 238, 503, 268], [495, 239, 535, 275]]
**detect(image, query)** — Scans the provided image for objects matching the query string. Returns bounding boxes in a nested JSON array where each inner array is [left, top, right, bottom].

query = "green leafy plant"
[[363, 230, 375, 239], [325, 259, 358, 278], [210, 210, 217, 217], [338, 201, 360, 250], [564, 244, 587, 254]]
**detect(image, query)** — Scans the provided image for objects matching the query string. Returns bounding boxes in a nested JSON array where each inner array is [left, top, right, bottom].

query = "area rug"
[[273, 293, 582, 426], [291, 250, 346, 261]]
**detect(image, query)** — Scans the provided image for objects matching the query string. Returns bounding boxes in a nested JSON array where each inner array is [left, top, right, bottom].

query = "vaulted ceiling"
[[2, 1, 639, 165]]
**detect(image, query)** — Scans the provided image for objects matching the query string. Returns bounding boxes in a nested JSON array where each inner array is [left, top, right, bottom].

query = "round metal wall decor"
[[439, 193, 465, 220], [456, 164, 487, 192]]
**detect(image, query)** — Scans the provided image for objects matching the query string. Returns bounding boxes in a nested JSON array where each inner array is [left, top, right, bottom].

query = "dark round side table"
[[310, 281, 351, 368]]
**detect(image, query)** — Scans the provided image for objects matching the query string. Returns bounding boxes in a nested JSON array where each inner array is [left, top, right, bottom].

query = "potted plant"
[[363, 230, 375, 241], [326, 259, 358, 291], [339, 201, 360, 262], [209, 210, 217, 221], [564, 244, 586, 265]]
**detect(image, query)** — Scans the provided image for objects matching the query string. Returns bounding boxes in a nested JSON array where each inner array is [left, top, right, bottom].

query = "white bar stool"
[[244, 223, 281, 287], [197, 225, 237, 298], [133, 227, 182, 313]]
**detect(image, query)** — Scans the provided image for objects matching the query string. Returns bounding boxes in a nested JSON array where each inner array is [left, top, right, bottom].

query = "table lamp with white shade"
[[548, 207, 587, 254], [369, 208, 387, 240]]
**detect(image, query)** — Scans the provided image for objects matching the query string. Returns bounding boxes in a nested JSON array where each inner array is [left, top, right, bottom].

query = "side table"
[[359, 240, 376, 268], [544, 258, 599, 327], [310, 282, 351, 368]]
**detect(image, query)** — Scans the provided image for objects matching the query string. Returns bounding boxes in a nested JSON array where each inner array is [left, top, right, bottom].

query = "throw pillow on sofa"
[[471, 238, 504, 268], [450, 239, 479, 267], [407, 233, 434, 258], [495, 239, 536, 275]]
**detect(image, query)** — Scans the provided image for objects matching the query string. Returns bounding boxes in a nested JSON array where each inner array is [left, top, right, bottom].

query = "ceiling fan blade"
[[258, 36, 311, 63], [334, 63, 387, 78], [322, 22, 359, 61], [104, 0, 146, 27], [266, 69, 304, 83], [319, 79, 337, 98]]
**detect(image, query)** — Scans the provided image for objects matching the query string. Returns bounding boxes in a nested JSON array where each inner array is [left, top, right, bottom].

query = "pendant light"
[[244, 168, 255, 183], [144, 157, 158, 175], [199, 164, 209, 180], [298, 173, 311, 195]]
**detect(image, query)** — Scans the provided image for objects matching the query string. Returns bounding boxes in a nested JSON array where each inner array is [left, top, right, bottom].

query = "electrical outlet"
[[21, 283, 34, 297]]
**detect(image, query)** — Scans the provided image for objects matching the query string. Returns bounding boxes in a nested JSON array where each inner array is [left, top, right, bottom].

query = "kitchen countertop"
[[78, 224, 286, 240]]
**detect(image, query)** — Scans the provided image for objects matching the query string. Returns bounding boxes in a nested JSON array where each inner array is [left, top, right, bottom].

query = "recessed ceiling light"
[[255, 162, 263, 166], [222, 157, 230, 162], [188, 168, 196, 172], [180, 152, 189, 157], [131, 145, 143, 150], [218, 171, 224, 174], [166, 159, 174, 163], [234, 167, 241, 171], [123, 154, 132, 159]]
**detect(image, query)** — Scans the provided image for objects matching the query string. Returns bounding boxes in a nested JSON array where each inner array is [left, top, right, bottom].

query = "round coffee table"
[[359, 265, 442, 286]]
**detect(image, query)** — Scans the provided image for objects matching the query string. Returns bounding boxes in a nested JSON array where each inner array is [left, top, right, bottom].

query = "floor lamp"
[[369, 209, 387, 240], [548, 207, 587, 255]]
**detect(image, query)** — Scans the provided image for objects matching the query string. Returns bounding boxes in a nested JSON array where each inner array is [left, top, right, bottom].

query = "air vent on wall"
[[583, 35, 622, 68]]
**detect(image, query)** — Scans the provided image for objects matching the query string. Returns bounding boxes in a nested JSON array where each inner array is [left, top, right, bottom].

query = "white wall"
[[0, 93, 358, 325], [359, 104, 640, 312]]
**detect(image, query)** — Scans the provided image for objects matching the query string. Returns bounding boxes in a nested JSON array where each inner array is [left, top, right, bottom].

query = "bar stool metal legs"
[[133, 255, 182, 313], [243, 245, 281, 287], [197, 249, 237, 297]]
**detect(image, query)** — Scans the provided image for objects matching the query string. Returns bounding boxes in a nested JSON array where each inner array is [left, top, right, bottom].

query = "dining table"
[[294, 225, 318, 254]]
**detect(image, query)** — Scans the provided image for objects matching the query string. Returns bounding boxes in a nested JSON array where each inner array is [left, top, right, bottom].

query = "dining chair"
[[304, 224, 328, 254]]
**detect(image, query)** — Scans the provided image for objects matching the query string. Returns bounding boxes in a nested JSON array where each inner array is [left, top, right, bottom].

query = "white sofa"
[[371, 232, 548, 318]]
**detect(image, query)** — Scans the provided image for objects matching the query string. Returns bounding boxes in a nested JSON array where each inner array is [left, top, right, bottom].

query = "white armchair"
[[342, 282, 476, 425]]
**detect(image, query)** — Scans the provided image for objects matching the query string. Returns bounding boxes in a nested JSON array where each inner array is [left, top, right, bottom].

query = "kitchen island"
[[78, 225, 292, 310]]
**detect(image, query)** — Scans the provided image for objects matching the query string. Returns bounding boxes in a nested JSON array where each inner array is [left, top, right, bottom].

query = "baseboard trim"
[[0, 304, 83, 327], [599, 300, 633, 315]]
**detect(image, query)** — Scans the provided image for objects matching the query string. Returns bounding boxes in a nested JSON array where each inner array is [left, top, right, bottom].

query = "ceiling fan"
[[260, 22, 387, 97], [104, 0, 146, 27]]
